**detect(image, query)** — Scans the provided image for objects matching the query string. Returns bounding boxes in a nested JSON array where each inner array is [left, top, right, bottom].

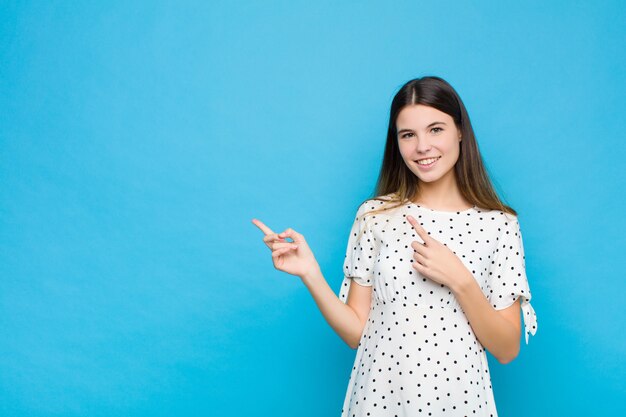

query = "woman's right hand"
[[252, 218, 320, 279]]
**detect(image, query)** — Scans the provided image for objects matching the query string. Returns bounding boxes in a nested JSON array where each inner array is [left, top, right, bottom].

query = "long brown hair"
[[359, 76, 517, 221]]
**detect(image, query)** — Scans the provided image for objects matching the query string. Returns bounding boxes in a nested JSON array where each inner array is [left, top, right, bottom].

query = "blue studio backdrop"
[[1, 1, 625, 416]]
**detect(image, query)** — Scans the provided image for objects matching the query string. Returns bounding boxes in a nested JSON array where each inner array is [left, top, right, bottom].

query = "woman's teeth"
[[417, 157, 440, 165]]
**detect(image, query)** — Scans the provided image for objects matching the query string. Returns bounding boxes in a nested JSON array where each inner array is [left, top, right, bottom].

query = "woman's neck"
[[412, 177, 470, 211]]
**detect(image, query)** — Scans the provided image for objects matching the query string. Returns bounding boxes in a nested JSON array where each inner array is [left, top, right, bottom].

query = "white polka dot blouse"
[[338, 194, 538, 417]]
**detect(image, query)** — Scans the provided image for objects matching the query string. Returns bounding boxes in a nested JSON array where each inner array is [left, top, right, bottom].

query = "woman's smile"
[[415, 156, 441, 168]]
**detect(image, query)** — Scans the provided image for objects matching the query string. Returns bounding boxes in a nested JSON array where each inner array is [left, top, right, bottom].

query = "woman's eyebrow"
[[397, 121, 447, 134]]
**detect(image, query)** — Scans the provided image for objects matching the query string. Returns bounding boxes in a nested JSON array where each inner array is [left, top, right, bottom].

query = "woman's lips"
[[415, 156, 441, 169]]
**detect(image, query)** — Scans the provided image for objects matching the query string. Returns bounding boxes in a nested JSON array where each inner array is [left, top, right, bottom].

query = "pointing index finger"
[[251, 218, 275, 236], [406, 215, 429, 244]]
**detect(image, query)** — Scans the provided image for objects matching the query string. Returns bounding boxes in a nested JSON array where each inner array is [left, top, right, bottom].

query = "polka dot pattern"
[[338, 194, 538, 416]]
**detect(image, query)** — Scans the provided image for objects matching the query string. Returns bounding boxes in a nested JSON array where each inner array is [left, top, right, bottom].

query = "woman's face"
[[396, 104, 462, 186]]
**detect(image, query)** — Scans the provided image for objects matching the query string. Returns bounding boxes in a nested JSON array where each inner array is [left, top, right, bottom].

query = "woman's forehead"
[[396, 105, 453, 129]]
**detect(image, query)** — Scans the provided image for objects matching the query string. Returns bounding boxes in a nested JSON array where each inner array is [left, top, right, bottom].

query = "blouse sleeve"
[[338, 201, 378, 303], [487, 216, 538, 344]]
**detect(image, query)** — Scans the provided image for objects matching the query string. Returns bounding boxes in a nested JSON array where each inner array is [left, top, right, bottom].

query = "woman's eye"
[[431, 127, 443, 133], [401, 132, 414, 138]]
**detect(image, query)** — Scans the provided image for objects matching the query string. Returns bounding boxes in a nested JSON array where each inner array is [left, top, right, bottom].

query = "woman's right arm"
[[301, 266, 372, 349], [252, 218, 371, 349]]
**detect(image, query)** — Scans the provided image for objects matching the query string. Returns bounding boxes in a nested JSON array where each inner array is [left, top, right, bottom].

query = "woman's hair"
[[360, 75, 517, 220]]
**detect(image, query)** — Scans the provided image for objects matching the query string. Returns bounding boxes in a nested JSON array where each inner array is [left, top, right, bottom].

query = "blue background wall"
[[1, 1, 624, 416]]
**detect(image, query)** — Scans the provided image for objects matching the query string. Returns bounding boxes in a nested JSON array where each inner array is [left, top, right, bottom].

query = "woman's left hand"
[[406, 214, 473, 292]]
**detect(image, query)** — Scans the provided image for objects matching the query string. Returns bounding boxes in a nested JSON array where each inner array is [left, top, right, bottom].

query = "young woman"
[[252, 76, 538, 416]]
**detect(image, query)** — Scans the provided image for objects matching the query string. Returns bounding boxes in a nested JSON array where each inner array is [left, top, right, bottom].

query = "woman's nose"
[[415, 138, 432, 153]]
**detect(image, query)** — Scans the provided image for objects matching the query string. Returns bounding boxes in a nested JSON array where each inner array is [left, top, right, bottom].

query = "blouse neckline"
[[406, 202, 478, 215]]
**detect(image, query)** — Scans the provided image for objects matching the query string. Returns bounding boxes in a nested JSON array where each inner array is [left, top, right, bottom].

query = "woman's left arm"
[[451, 274, 521, 364]]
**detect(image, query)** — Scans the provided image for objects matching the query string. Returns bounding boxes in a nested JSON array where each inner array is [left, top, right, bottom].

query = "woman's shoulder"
[[473, 206, 521, 229], [355, 193, 402, 216], [357, 192, 393, 207]]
